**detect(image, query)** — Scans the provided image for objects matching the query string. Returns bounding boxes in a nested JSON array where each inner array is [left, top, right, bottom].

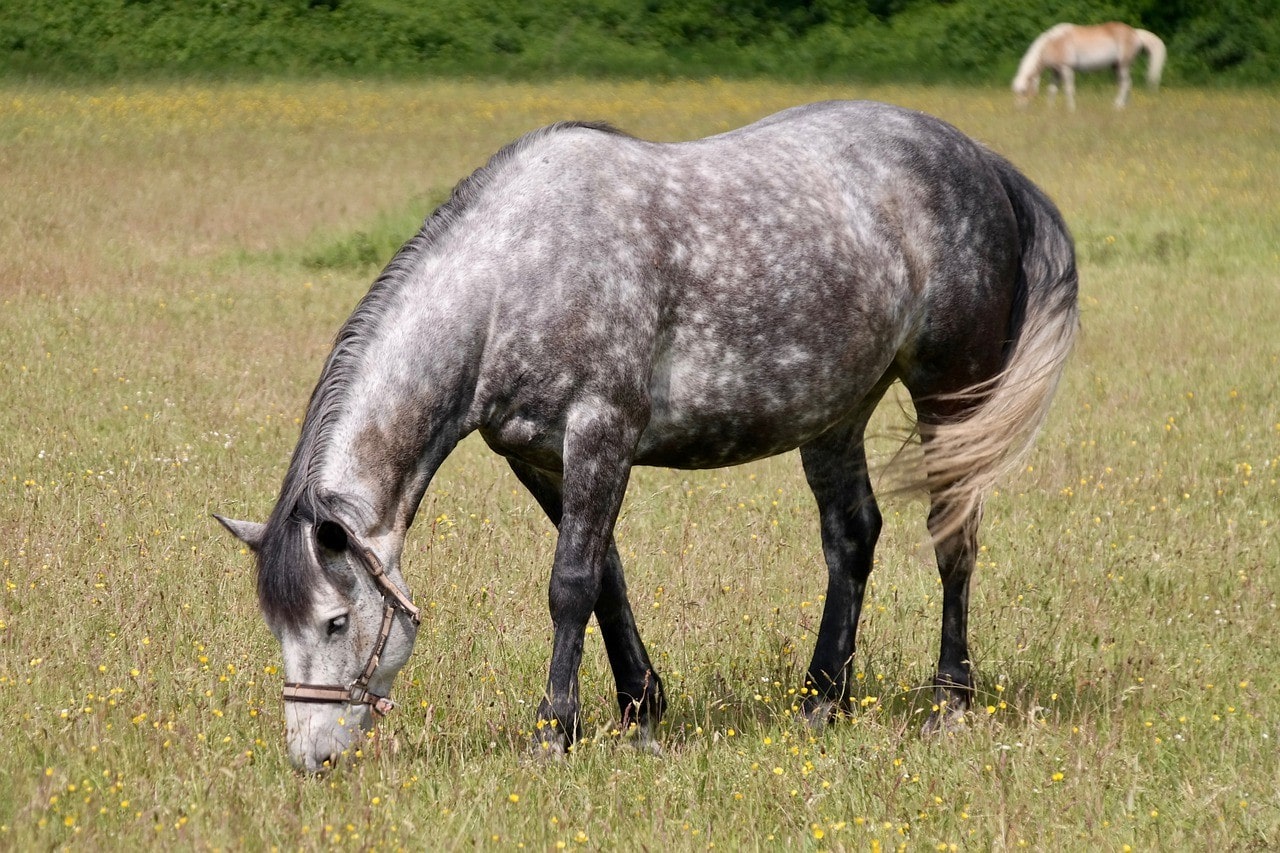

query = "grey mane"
[[255, 120, 626, 628]]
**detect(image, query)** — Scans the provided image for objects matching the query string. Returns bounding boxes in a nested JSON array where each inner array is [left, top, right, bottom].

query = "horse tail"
[[1136, 29, 1167, 87], [914, 154, 1080, 539]]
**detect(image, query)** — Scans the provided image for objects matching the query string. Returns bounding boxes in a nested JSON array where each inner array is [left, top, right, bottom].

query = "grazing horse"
[[216, 100, 1079, 772], [1013, 22, 1167, 110]]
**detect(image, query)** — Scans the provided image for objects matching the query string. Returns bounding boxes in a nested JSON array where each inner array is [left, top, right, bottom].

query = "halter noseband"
[[282, 539, 421, 717]]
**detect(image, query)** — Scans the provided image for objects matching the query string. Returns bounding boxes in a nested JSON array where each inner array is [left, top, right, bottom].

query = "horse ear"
[[214, 514, 266, 552]]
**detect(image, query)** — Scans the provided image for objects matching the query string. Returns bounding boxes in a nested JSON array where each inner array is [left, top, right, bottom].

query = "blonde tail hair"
[[1136, 29, 1167, 88], [911, 154, 1080, 540]]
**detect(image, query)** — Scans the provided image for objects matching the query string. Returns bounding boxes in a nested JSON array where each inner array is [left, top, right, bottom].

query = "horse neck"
[[305, 261, 487, 541], [1013, 40, 1049, 90]]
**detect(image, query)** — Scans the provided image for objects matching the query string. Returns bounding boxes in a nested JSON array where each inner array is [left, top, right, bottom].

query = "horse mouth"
[[291, 753, 337, 774]]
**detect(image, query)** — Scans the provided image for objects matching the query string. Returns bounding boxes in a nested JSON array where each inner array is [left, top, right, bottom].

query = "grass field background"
[[1, 79, 1277, 848]]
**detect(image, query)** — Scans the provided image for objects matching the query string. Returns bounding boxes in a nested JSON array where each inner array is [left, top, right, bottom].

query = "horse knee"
[[548, 569, 601, 626]]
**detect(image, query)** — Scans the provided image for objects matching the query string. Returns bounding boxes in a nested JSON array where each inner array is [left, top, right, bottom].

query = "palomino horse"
[[1013, 22, 1167, 109], [217, 101, 1079, 772]]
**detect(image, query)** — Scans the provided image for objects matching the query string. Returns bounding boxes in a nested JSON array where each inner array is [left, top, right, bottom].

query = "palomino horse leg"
[[797, 417, 882, 726], [533, 405, 642, 755], [505, 458, 665, 751], [1061, 66, 1077, 111], [1114, 64, 1133, 108]]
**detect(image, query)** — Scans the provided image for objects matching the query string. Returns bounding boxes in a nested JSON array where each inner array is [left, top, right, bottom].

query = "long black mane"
[[255, 121, 624, 629]]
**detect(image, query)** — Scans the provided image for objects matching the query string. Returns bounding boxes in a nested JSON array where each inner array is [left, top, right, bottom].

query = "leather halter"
[[281, 538, 421, 717]]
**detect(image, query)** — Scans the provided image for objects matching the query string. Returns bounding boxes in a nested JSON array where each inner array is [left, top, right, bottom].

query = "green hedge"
[[2, 0, 1276, 83]]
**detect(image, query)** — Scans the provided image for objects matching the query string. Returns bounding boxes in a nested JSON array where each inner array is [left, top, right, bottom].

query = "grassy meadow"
[[1, 78, 1277, 849]]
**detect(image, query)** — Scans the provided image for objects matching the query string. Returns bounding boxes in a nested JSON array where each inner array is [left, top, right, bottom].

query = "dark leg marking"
[[507, 421, 661, 752], [798, 418, 883, 725]]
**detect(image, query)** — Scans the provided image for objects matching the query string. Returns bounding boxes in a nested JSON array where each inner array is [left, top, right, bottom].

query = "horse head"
[[1011, 65, 1042, 106], [1012, 80, 1036, 107], [216, 511, 420, 772]]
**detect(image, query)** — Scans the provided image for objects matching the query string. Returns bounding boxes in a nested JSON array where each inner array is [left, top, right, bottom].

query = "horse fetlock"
[[620, 667, 666, 712], [802, 674, 858, 731], [922, 703, 970, 737], [801, 698, 839, 731], [933, 671, 974, 701], [614, 681, 664, 749], [532, 714, 575, 758], [533, 731, 569, 760], [617, 717, 662, 754], [534, 695, 582, 752], [923, 675, 973, 736], [618, 693, 663, 728]]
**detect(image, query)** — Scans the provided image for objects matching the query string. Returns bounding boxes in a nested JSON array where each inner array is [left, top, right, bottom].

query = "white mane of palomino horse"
[[1013, 22, 1166, 109]]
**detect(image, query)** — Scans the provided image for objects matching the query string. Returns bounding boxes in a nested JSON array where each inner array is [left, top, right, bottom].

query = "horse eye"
[[327, 615, 348, 636], [315, 520, 349, 554]]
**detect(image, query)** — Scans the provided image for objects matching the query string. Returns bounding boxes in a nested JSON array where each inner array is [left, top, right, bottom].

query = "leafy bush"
[[1, 0, 1275, 83]]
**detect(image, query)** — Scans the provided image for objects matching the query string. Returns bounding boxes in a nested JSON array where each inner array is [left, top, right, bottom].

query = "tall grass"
[[0, 79, 1276, 848]]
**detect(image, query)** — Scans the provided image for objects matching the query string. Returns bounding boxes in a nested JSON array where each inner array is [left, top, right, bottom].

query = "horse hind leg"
[[921, 466, 980, 735], [911, 408, 985, 736], [1115, 64, 1133, 108], [797, 409, 885, 727], [595, 538, 666, 752], [901, 321, 1012, 734]]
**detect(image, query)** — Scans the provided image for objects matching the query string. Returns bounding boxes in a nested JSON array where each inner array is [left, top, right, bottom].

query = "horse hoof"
[[533, 740, 567, 761], [620, 720, 662, 755], [921, 707, 969, 737], [802, 699, 838, 732], [626, 733, 662, 756], [532, 729, 570, 760]]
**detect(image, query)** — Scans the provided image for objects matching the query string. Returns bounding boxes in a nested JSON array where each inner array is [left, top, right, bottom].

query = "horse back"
[[470, 102, 1023, 468]]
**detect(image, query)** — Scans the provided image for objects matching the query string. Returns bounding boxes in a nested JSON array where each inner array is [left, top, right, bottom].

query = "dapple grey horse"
[[217, 100, 1079, 771]]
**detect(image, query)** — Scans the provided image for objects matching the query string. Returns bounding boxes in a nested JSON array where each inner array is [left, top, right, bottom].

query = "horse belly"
[[634, 414, 828, 469], [634, 343, 891, 469], [1072, 41, 1122, 71]]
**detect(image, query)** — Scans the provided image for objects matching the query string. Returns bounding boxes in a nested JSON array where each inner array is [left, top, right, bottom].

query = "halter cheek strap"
[[282, 541, 421, 716]]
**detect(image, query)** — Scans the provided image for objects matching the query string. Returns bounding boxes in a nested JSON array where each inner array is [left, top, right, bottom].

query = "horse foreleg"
[[798, 421, 882, 727], [507, 458, 665, 753], [1046, 69, 1060, 105], [532, 407, 641, 756], [1061, 67, 1077, 111]]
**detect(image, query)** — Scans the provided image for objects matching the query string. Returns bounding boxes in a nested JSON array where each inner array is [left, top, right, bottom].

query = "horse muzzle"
[[284, 700, 372, 773]]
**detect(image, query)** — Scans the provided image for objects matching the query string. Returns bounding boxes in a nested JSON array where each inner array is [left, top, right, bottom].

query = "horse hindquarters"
[[904, 155, 1079, 732]]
